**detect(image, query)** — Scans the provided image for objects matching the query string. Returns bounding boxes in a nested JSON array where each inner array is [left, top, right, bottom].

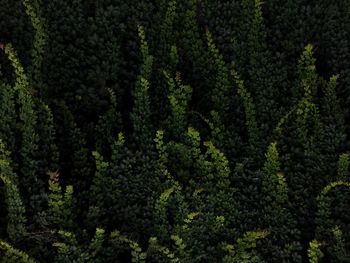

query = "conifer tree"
[[236, 0, 265, 79], [260, 142, 301, 262], [235, 0, 282, 140], [95, 88, 122, 156], [159, 127, 237, 262], [47, 171, 74, 230], [232, 67, 259, 151], [88, 148, 114, 229], [203, 31, 242, 157], [147, 236, 180, 263], [53, 228, 107, 263], [265, 0, 309, 107], [175, 0, 213, 113], [53, 101, 92, 207], [148, 0, 179, 124], [3, 44, 43, 219], [318, 75, 346, 179], [202, 0, 240, 63], [274, 45, 330, 256], [36, 103, 59, 183], [221, 230, 268, 263], [163, 71, 192, 139], [329, 226, 349, 262], [153, 185, 187, 243], [109, 230, 147, 263], [0, 82, 16, 153], [337, 153, 349, 180], [89, 130, 161, 241], [130, 25, 154, 150], [206, 31, 231, 116], [315, 181, 350, 260], [295, 44, 321, 145], [0, 240, 37, 263], [318, 0, 350, 140], [22, 0, 46, 91], [2, 0, 350, 261], [157, 0, 177, 61], [0, 140, 26, 242]]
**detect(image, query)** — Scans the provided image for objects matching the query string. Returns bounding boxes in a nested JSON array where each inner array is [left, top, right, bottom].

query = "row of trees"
[[0, 0, 350, 262]]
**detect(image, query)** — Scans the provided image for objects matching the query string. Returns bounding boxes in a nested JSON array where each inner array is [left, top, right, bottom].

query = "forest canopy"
[[0, 0, 350, 262]]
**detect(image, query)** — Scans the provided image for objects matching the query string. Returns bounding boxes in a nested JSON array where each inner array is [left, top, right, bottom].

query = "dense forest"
[[0, 0, 350, 262]]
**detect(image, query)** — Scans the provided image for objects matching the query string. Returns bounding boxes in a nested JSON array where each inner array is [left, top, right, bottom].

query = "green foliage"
[[330, 226, 348, 261], [48, 172, 74, 230], [53, 228, 106, 263], [260, 142, 301, 262], [295, 45, 322, 144], [158, 0, 177, 61], [0, 141, 26, 242], [315, 181, 350, 260], [130, 25, 154, 149], [262, 143, 287, 204], [148, 236, 180, 263], [337, 153, 349, 179], [0, 82, 16, 151], [1, 1, 350, 262], [206, 30, 231, 114], [163, 71, 192, 139], [308, 240, 323, 263], [36, 103, 59, 179], [4, 43, 43, 218], [0, 240, 37, 263], [110, 231, 147, 263], [263, 142, 280, 177], [232, 67, 259, 147], [222, 230, 268, 263], [22, 0, 46, 88], [95, 89, 122, 155]]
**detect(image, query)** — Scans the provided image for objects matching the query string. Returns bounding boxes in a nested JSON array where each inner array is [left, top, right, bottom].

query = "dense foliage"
[[0, 0, 350, 262]]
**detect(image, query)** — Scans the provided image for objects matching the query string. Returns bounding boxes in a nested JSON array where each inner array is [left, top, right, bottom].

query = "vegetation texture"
[[0, 0, 350, 262]]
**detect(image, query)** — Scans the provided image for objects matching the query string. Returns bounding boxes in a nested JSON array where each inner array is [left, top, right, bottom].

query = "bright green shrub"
[[308, 240, 323, 263]]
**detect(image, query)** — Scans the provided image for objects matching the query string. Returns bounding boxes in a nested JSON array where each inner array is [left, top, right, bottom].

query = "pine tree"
[[206, 30, 231, 116], [22, 0, 46, 91], [232, 67, 259, 151], [163, 71, 192, 139], [0, 240, 37, 263], [109, 230, 147, 263], [3, 44, 43, 220], [315, 181, 350, 260], [274, 45, 329, 258], [0, 81, 16, 153], [35, 103, 59, 185], [175, 0, 213, 113], [130, 25, 154, 150], [47, 171, 74, 230], [203, 31, 242, 159], [95, 88, 122, 156], [147, 0, 178, 124], [0, 140, 26, 242], [260, 142, 301, 262], [53, 228, 107, 263], [337, 153, 349, 180], [221, 230, 268, 263], [234, 0, 282, 141]]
